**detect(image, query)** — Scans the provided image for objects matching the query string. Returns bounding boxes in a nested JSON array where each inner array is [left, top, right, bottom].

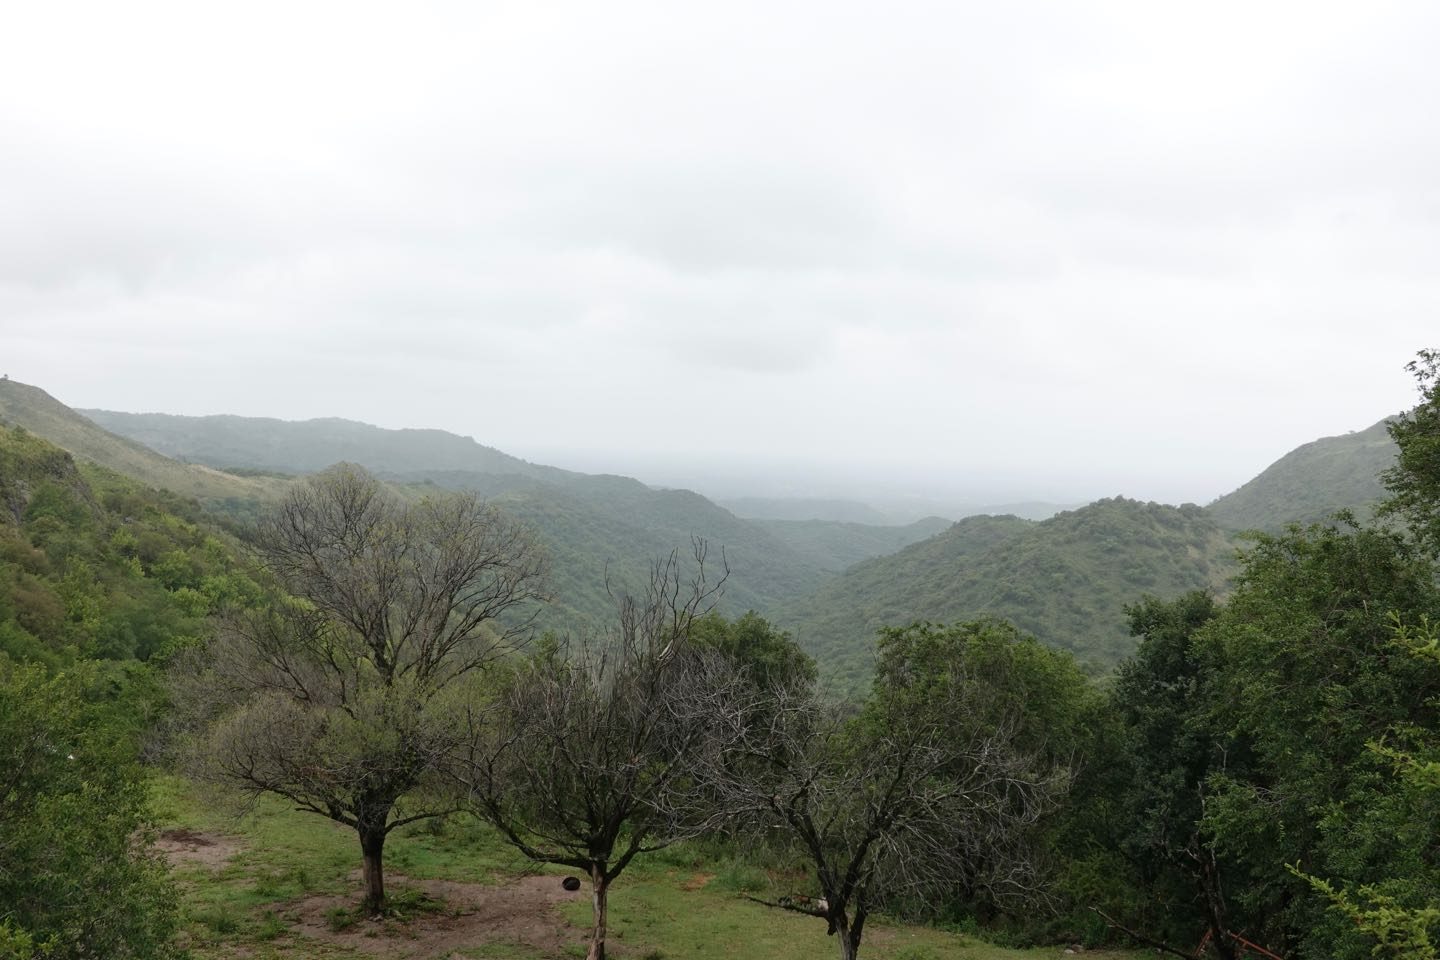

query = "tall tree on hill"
[[175, 465, 547, 913]]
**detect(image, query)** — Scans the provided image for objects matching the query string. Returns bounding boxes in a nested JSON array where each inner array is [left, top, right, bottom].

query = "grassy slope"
[[153, 775, 1137, 960], [779, 500, 1237, 692], [1205, 416, 1396, 531], [0, 380, 286, 510]]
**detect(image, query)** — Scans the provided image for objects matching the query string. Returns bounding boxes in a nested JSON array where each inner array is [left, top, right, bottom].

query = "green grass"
[[151, 774, 1143, 960]]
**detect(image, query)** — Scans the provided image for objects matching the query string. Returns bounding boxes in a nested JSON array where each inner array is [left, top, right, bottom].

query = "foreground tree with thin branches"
[[456, 543, 752, 960], [707, 620, 1070, 960], [175, 465, 547, 913]]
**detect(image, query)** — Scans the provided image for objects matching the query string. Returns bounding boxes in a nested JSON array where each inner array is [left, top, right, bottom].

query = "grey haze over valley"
[[3, 1, 1437, 506]]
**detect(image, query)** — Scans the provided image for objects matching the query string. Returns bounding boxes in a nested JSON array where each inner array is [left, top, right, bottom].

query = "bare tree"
[[174, 464, 547, 913], [455, 542, 748, 960], [707, 663, 1067, 960]]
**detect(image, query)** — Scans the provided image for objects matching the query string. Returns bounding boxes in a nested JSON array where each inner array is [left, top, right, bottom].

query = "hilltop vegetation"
[[1206, 416, 1396, 531], [779, 499, 1236, 691], [0, 424, 261, 667], [10, 377, 1418, 691], [0, 381, 286, 516]]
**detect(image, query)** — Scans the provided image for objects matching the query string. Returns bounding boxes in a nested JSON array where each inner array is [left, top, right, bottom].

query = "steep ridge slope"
[[1206, 416, 1396, 531], [778, 499, 1236, 693], [0, 381, 285, 512]]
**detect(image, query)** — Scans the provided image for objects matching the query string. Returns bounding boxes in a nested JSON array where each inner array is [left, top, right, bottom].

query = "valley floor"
[[151, 777, 1137, 960]]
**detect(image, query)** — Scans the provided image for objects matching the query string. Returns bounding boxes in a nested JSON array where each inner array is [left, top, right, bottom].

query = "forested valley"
[[2, 351, 1437, 960]]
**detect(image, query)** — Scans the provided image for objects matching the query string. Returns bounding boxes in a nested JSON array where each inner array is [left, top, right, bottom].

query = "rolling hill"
[[777, 499, 1237, 693], [66, 407, 843, 630], [16, 385, 1405, 693]]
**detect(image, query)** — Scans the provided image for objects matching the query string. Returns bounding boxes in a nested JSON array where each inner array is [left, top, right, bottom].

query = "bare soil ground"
[[284, 873, 584, 959], [157, 828, 245, 869]]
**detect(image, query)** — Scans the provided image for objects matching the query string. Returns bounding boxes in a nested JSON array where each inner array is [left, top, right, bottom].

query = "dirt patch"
[[681, 872, 714, 891], [284, 873, 585, 959], [156, 828, 243, 869]]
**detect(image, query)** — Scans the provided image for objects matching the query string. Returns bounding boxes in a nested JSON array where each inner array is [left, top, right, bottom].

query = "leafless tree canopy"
[[174, 465, 548, 912], [704, 660, 1069, 960], [456, 542, 752, 960]]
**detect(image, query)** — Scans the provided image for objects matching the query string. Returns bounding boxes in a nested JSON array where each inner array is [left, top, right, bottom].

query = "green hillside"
[[0, 424, 260, 667], [778, 499, 1237, 693], [748, 515, 954, 572], [1206, 416, 1396, 531], [80, 408, 576, 483], [0, 381, 286, 515], [391, 469, 834, 634], [69, 408, 837, 631]]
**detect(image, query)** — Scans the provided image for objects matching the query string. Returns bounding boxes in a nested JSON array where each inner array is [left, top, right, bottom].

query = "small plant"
[[254, 912, 288, 942], [324, 906, 359, 933], [193, 906, 240, 936]]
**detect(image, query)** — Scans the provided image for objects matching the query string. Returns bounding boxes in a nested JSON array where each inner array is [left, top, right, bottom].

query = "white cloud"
[[2, 0, 1437, 506]]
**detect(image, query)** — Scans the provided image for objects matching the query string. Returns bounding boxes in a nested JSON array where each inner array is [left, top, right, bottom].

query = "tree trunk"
[[833, 910, 863, 960], [1197, 849, 1236, 960], [587, 863, 609, 960], [360, 828, 387, 914]]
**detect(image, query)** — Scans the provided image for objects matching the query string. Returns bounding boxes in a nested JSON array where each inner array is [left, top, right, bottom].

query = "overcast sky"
[[3, 1, 1437, 506]]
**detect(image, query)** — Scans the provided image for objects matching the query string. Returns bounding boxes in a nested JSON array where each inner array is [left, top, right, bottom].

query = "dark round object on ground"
[[562, 876, 582, 891]]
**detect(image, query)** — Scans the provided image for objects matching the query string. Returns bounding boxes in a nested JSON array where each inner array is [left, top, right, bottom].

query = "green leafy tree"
[[458, 547, 749, 960], [712, 620, 1071, 960], [1195, 520, 1440, 958], [689, 609, 816, 689], [177, 465, 548, 913], [0, 662, 178, 958], [1110, 592, 1232, 951]]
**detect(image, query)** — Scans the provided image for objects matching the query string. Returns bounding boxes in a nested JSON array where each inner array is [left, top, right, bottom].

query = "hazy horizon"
[[4, 2, 1435, 509], [59, 384, 1387, 513]]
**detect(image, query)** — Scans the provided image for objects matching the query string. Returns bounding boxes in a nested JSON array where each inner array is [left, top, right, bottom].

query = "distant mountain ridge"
[[9, 381, 1409, 693], [80, 410, 576, 483]]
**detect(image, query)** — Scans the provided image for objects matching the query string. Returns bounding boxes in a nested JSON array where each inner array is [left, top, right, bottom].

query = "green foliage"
[[0, 663, 179, 958], [0, 378, 285, 511], [0, 426, 261, 667], [1107, 518, 1440, 958], [1381, 349, 1440, 556], [1294, 871, 1439, 960], [1287, 616, 1440, 960], [690, 609, 817, 689], [1207, 416, 1396, 532], [873, 620, 1120, 933], [781, 500, 1235, 694]]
